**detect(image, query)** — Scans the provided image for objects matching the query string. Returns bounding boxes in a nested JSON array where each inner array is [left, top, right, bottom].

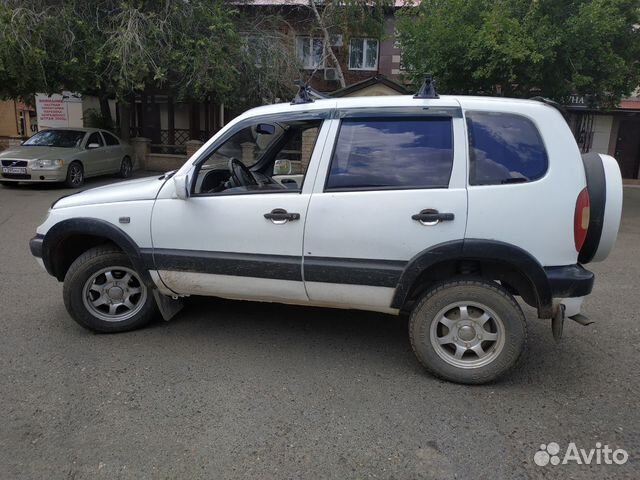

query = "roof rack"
[[530, 96, 569, 121], [414, 74, 439, 99], [291, 80, 313, 105]]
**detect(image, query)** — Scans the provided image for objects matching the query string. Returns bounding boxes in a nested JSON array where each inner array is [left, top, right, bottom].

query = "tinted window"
[[326, 118, 453, 190], [466, 111, 548, 185], [103, 132, 120, 146], [86, 132, 103, 147]]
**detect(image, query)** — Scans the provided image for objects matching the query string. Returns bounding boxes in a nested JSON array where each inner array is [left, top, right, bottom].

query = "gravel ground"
[[0, 176, 638, 479]]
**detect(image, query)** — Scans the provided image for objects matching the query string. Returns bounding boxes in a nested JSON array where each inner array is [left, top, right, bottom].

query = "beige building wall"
[[343, 84, 402, 97]]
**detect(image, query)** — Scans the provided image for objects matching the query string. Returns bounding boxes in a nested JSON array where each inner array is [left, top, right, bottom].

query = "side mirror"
[[173, 173, 190, 200], [86, 142, 100, 149], [256, 123, 275, 135], [274, 159, 292, 175]]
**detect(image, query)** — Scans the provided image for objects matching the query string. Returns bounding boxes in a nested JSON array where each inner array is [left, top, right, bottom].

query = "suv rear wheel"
[[409, 279, 526, 384], [63, 245, 157, 332]]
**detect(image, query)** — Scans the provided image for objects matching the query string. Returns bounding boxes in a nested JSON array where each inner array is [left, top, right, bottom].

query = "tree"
[[0, 0, 297, 132], [0, 1, 86, 98], [396, 0, 640, 106]]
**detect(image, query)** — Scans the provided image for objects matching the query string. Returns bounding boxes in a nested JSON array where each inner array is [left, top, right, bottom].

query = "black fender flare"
[[41, 217, 152, 285], [390, 239, 553, 318]]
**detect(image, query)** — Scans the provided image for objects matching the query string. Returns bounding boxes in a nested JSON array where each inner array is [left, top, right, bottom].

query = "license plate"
[[1, 167, 27, 174]]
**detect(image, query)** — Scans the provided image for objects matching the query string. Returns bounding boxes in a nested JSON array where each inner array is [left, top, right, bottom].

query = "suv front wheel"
[[409, 279, 527, 384], [63, 245, 157, 332]]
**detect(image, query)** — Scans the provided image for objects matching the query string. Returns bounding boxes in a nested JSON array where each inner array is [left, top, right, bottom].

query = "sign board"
[[35, 92, 83, 130]]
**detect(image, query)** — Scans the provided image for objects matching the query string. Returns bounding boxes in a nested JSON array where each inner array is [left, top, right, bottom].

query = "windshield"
[[23, 130, 86, 148]]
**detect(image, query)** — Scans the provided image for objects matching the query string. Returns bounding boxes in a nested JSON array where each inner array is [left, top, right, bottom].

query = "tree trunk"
[[309, 1, 346, 88], [119, 101, 131, 141], [99, 95, 113, 130]]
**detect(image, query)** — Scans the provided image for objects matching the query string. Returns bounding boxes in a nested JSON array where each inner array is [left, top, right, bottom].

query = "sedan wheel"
[[119, 157, 133, 178], [65, 162, 84, 188]]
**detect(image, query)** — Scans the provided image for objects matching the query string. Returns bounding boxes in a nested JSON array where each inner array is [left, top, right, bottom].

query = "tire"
[[63, 245, 157, 333], [65, 161, 84, 188], [409, 279, 527, 384], [119, 156, 133, 178]]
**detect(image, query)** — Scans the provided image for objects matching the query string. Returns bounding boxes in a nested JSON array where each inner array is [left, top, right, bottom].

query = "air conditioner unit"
[[324, 68, 339, 81], [329, 34, 343, 47]]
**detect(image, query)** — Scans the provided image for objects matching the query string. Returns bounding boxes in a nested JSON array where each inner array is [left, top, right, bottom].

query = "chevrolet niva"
[[29, 82, 623, 384]]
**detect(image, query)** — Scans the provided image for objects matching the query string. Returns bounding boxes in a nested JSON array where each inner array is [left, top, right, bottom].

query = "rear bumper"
[[544, 264, 594, 298], [29, 234, 44, 258]]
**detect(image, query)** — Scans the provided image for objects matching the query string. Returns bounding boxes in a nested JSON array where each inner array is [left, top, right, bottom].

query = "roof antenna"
[[291, 80, 314, 105], [414, 74, 439, 99]]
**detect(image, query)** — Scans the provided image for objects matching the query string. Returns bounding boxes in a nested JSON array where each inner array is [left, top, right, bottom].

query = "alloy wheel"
[[82, 266, 147, 322], [429, 301, 506, 369]]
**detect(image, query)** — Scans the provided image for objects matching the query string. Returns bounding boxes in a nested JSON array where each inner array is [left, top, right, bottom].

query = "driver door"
[[149, 115, 330, 304]]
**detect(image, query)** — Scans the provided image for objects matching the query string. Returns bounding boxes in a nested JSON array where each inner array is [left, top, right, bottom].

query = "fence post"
[[130, 137, 151, 170], [185, 139, 204, 159]]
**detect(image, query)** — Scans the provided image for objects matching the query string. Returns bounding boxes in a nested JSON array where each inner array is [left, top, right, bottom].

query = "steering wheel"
[[228, 158, 258, 187]]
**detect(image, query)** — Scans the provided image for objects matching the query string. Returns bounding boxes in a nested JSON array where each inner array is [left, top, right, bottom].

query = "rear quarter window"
[[466, 111, 548, 185]]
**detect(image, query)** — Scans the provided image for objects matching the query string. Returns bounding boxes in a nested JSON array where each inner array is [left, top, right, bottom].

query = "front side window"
[[86, 132, 103, 148], [466, 111, 548, 185], [193, 119, 322, 195], [296, 37, 324, 69], [349, 38, 379, 70], [326, 118, 454, 191], [23, 129, 85, 148]]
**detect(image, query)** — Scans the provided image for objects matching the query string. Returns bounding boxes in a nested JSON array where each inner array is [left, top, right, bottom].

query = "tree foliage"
[[0, 0, 299, 107], [396, 0, 640, 106]]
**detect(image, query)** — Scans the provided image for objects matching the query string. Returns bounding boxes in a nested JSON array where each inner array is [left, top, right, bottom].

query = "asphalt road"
[[0, 175, 638, 479]]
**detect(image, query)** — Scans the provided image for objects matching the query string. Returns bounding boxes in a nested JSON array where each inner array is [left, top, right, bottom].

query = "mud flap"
[[152, 290, 183, 321], [552, 304, 565, 341]]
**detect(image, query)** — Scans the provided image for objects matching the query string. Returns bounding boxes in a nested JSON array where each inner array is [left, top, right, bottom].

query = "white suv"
[[29, 89, 623, 384]]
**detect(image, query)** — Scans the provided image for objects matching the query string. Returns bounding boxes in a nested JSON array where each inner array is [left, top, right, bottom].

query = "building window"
[[349, 38, 379, 71], [296, 37, 324, 70]]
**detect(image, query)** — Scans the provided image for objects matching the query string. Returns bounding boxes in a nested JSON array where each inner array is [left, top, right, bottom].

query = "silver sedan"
[[0, 128, 135, 188]]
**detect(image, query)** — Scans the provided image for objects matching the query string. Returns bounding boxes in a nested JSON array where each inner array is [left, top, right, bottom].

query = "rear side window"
[[103, 132, 120, 146], [466, 111, 548, 185], [325, 118, 454, 190]]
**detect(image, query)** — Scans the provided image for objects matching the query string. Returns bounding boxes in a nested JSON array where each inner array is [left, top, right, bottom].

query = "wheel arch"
[[41, 218, 151, 285], [391, 239, 553, 318]]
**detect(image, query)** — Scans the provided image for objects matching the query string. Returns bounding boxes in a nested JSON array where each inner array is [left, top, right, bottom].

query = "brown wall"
[[0, 100, 18, 137]]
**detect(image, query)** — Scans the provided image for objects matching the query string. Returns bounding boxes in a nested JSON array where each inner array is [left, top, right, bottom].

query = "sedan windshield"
[[23, 130, 85, 148]]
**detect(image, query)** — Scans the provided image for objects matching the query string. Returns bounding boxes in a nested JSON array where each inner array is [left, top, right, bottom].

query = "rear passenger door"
[[101, 131, 123, 173], [303, 108, 468, 312]]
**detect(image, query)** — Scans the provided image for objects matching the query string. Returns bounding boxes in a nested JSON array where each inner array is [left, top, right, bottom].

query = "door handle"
[[412, 209, 455, 226], [264, 208, 300, 224]]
